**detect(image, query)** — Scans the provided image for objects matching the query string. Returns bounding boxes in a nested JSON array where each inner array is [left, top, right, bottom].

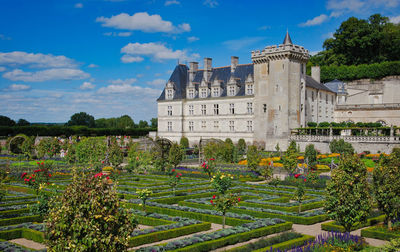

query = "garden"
[[0, 135, 399, 251]]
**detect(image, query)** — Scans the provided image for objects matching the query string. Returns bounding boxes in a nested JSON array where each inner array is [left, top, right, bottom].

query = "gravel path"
[[9, 238, 47, 250]]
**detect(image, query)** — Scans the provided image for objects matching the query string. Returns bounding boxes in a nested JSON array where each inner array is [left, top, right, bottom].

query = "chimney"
[[311, 66, 320, 83], [189, 62, 198, 83], [203, 57, 212, 82], [231, 56, 238, 73]]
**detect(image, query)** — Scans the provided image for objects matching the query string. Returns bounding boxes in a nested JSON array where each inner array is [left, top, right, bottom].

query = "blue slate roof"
[[157, 63, 334, 101], [324, 79, 347, 94]]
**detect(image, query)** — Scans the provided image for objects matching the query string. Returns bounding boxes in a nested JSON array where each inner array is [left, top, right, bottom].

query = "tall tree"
[[138, 120, 149, 128], [67, 112, 95, 127], [17, 118, 30, 126], [117, 115, 135, 129], [0, 115, 16, 126], [150, 118, 158, 128]]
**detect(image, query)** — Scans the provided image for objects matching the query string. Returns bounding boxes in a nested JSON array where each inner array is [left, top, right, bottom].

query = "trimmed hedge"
[[0, 215, 42, 226], [253, 234, 315, 252], [0, 207, 30, 216], [0, 125, 156, 137], [129, 222, 211, 247], [172, 222, 292, 252], [136, 215, 174, 226], [240, 200, 325, 212], [179, 201, 327, 225], [126, 203, 252, 226], [0, 228, 44, 243], [320, 61, 400, 82], [361, 226, 400, 241], [321, 214, 385, 232]]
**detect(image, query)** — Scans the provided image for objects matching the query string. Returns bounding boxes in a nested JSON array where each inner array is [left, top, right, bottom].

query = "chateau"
[[156, 32, 400, 150]]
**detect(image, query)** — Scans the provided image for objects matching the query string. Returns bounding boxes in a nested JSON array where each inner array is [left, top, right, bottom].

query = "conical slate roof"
[[283, 31, 292, 45]]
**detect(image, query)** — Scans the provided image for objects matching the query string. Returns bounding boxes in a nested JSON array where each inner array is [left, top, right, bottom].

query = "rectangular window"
[[229, 103, 235, 114], [326, 94, 328, 104], [167, 122, 172, 132], [201, 105, 206, 115], [167, 106, 172, 116], [247, 121, 253, 132], [312, 91, 314, 102], [263, 104, 267, 113], [305, 90, 307, 100], [213, 87, 219, 97], [189, 105, 194, 115], [201, 89, 207, 98], [246, 84, 253, 95], [229, 121, 235, 132], [331, 95, 334, 104], [214, 121, 219, 130], [247, 102, 253, 114], [214, 104, 219, 115], [188, 89, 194, 99], [167, 89, 173, 99], [201, 121, 206, 129], [189, 121, 194, 131], [229, 86, 235, 96]]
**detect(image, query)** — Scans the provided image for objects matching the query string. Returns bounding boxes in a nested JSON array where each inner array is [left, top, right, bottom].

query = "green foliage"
[[168, 143, 184, 168], [95, 115, 135, 128], [66, 112, 95, 127], [383, 238, 400, 252], [75, 137, 107, 166], [307, 122, 317, 127], [373, 154, 400, 229], [318, 122, 330, 127], [168, 169, 182, 195], [305, 144, 318, 168], [0, 115, 16, 126], [138, 120, 149, 128], [222, 141, 235, 163], [36, 138, 61, 158], [20, 135, 35, 158], [17, 118, 30, 126], [108, 137, 123, 168], [211, 172, 234, 195], [283, 141, 298, 174], [45, 172, 137, 251], [179, 136, 189, 149], [136, 189, 153, 212], [247, 145, 261, 172], [150, 118, 158, 128], [292, 178, 306, 213], [237, 139, 246, 154], [325, 154, 372, 232], [210, 193, 241, 228], [329, 139, 354, 155], [126, 144, 152, 174], [202, 158, 216, 180]]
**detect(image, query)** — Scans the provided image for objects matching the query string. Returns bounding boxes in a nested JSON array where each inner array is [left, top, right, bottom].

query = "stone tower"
[[251, 32, 309, 150]]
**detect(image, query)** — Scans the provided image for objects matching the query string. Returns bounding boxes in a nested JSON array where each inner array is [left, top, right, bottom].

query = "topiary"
[[45, 171, 137, 251], [179, 137, 189, 149]]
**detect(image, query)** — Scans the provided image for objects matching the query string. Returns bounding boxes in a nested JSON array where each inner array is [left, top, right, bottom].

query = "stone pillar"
[[231, 56, 238, 73], [329, 126, 333, 141], [311, 66, 320, 83], [390, 125, 394, 142], [203, 58, 212, 82]]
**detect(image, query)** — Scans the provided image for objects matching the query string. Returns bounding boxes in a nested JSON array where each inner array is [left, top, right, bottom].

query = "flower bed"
[[361, 225, 400, 241]]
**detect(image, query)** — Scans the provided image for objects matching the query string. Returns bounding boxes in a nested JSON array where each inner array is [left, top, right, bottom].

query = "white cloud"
[[74, 3, 83, 8], [165, 0, 180, 6], [0, 34, 11, 40], [98, 83, 160, 96], [121, 55, 144, 63], [322, 32, 334, 39], [88, 63, 99, 68], [0, 51, 78, 68], [109, 78, 137, 85], [187, 36, 199, 42], [103, 31, 132, 37], [121, 42, 200, 62], [5, 84, 31, 91], [136, 73, 144, 78], [147, 79, 166, 87], [309, 51, 321, 56], [300, 14, 329, 27], [96, 12, 190, 33], [3, 68, 90, 82], [0, 66, 5, 72], [223, 37, 265, 50], [203, 0, 218, 8], [80, 82, 95, 90], [326, 0, 399, 15], [390, 15, 400, 24]]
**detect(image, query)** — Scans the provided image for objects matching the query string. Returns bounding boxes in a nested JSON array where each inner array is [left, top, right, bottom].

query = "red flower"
[[205, 166, 208, 169], [48, 174, 52, 177], [178, 173, 182, 176], [21, 172, 27, 178], [210, 158, 215, 161], [176, 175, 179, 178], [210, 200, 213, 204], [304, 179, 307, 182], [106, 176, 110, 180], [32, 179, 35, 182], [238, 197, 241, 202], [36, 162, 40, 165], [212, 195, 216, 199], [101, 161, 104, 164], [41, 162, 44, 165], [172, 169, 175, 172], [94, 172, 103, 178], [294, 174, 300, 178], [24, 178, 28, 182]]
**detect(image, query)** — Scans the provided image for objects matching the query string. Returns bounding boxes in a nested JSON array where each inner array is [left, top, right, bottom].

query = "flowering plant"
[[21, 161, 52, 195], [168, 168, 182, 195], [211, 172, 234, 195], [136, 189, 153, 212], [292, 173, 306, 213], [201, 158, 216, 179], [210, 193, 241, 228]]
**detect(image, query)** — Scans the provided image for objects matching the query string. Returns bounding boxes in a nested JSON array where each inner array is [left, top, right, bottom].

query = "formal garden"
[[0, 135, 399, 251]]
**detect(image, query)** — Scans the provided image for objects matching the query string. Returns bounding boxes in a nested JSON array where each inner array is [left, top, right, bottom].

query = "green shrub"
[[45, 172, 137, 251], [180, 137, 189, 149], [329, 139, 354, 154]]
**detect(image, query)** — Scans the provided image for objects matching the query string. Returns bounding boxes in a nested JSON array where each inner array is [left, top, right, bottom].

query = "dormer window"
[[228, 86, 236, 96], [212, 87, 220, 97], [187, 88, 195, 99], [246, 84, 253, 95], [200, 88, 208, 98], [166, 89, 174, 100]]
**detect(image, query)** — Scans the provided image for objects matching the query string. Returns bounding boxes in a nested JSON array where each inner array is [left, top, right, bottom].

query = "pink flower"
[[178, 173, 182, 176], [94, 172, 104, 178]]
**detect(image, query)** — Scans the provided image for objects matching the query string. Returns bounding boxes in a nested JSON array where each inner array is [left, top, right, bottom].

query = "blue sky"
[[1, 0, 399, 123]]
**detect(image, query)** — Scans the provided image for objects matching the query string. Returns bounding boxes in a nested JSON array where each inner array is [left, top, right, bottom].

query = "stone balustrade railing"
[[289, 134, 400, 143]]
